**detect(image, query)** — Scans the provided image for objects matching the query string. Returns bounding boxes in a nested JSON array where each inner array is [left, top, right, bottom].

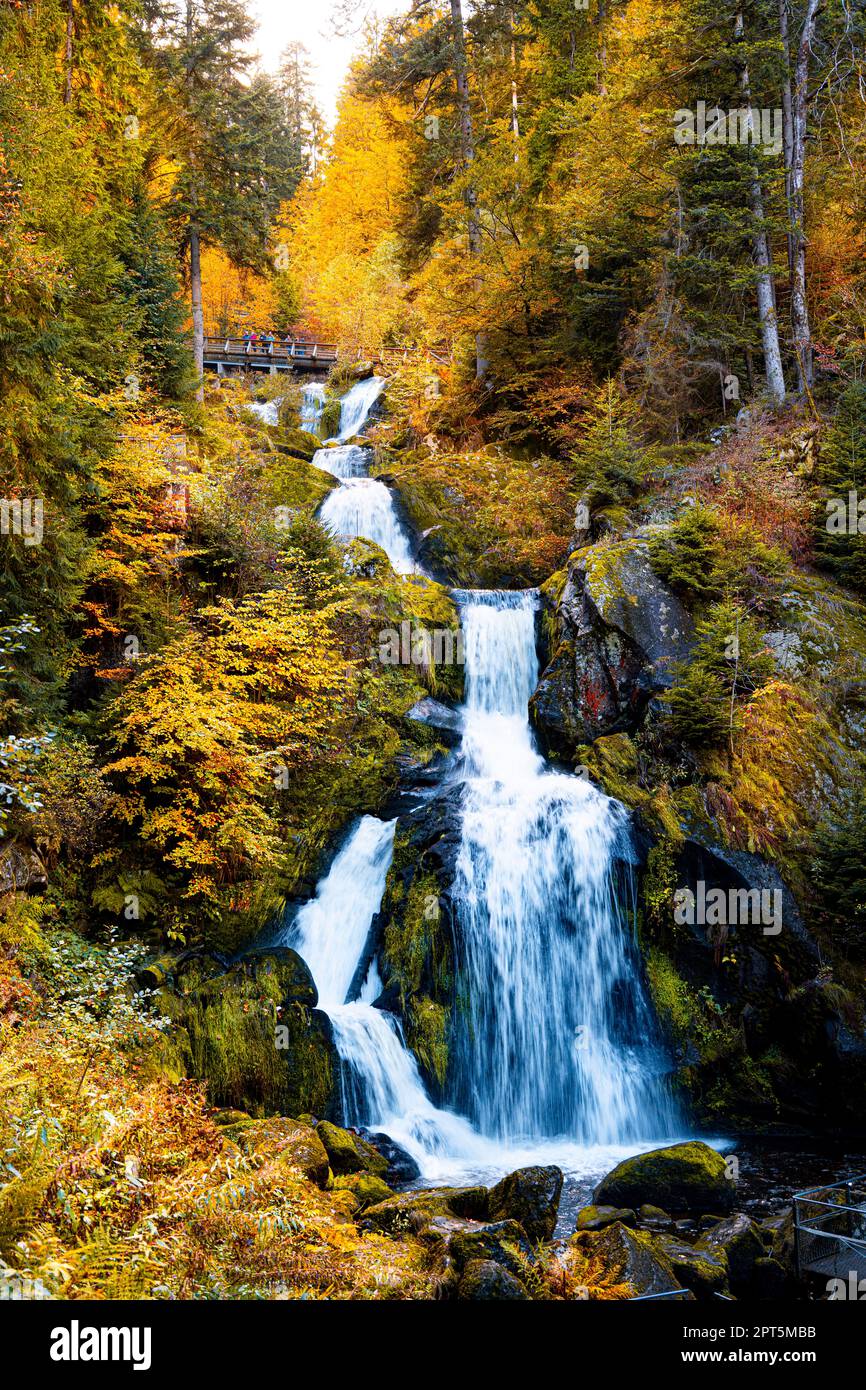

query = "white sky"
[[249, 0, 409, 126]]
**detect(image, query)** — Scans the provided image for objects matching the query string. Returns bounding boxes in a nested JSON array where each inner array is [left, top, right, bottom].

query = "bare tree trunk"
[[64, 0, 74, 105], [449, 0, 488, 379], [736, 12, 787, 404], [508, 8, 520, 154], [790, 0, 821, 392], [778, 0, 796, 280], [189, 222, 205, 403]]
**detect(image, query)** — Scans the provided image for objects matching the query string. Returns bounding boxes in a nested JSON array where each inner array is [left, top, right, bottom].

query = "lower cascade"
[[281, 587, 683, 1179]]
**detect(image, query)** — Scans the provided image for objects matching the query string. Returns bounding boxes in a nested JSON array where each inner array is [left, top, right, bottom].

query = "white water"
[[300, 382, 326, 432], [449, 590, 681, 1146], [280, 588, 682, 1181], [310, 444, 370, 478], [244, 399, 281, 427], [335, 376, 386, 441], [318, 477, 418, 574]]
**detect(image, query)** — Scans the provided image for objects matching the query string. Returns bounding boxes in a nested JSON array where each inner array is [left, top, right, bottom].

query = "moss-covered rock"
[[457, 1259, 530, 1300], [448, 1219, 532, 1276], [654, 1232, 730, 1299], [182, 948, 336, 1119], [575, 1204, 637, 1232], [221, 1116, 331, 1187], [488, 1165, 563, 1242], [360, 1186, 489, 1235], [569, 1221, 684, 1298], [332, 1172, 394, 1210], [696, 1213, 764, 1293], [315, 1121, 389, 1178], [594, 1142, 736, 1215]]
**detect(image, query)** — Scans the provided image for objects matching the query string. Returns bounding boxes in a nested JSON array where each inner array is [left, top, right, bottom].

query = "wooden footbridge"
[[793, 1175, 866, 1292], [202, 336, 448, 378]]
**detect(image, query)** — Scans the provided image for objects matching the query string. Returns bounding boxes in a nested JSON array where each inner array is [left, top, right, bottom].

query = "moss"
[[406, 997, 449, 1087], [577, 734, 684, 840], [320, 399, 342, 440], [183, 953, 334, 1118], [594, 1141, 736, 1214]]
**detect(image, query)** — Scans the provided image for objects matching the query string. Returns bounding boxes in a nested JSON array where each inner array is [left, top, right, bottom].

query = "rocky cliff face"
[[530, 525, 866, 1137]]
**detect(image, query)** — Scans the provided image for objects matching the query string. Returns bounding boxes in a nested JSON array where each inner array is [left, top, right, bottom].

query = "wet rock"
[[361, 1131, 421, 1186], [752, 1256, 794, 1299], [697, 1214, 764, 1293], [594, 1142, 736, 1215], [575, 1204, 637, 1232], [449, 1220, 532, 1276], [316, 1121, 390, 1177], [488, 1165, 563, 1242], [360, 1186, 489, 1235], [405, 697, 464, 747], [655, 1233, 730, 1300], [639, 1204, 672, 1225], [570, 1221, 683, 1298], [457, 1260, 530, 1301]]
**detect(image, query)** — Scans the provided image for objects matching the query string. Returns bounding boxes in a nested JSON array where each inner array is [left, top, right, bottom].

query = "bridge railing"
[[794, 1176, 866, 1282], [204, 336, 339, 361]]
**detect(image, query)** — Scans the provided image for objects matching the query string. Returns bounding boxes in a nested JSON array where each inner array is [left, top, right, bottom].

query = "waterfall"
[[278, 590, 682, 1182], [318, 477, 418, 575], [310, 444, 370, 479], [300, 382, 326, 432], [335, 376, 386, 441], [282, 817, 484, 1171], [244, 399, 281, 427], [449, 590, 680, 1146]]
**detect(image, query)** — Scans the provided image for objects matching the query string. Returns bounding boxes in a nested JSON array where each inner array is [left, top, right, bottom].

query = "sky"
[[249, 0, 409, 126]]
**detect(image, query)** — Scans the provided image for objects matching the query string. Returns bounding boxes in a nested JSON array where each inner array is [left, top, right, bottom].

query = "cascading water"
[[244, 399, 281, 427], [335, 376, 386, 441], [283, 818, 483, 1170], [318, 477, 418, 575], [448, 590, 680, 1146], [310, 444, 370, 479], [300, 382, 326, 432]]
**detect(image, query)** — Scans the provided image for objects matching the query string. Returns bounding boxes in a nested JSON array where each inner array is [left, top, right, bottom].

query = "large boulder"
[[697, 1213, 764, 1294], [488, 1166, 563, 1242], [361, 1131, 421, 1187], [182, 947, 336, 1119], [594, 1142, 735, 1215], [570, 1221, 683, 1298], [332, 1172, 394, 1210], [360, 1186, 489, 1235], [457, 1260, 530, 1301], [315, 1121, 389, 1178], [531, 539, 695, 756], [221, 1116, 330, 1188]]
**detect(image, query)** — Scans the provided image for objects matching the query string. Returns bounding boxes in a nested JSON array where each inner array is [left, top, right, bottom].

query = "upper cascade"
[[334, 376, 386, 441]]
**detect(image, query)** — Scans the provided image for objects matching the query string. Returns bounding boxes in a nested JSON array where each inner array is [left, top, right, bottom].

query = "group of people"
[[241, 330, 277, 352]]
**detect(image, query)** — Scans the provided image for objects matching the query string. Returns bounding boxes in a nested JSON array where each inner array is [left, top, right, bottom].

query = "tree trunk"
[[509, 9, 520, 154], [736, 12, 787, 404], [189, 222, 205, 403], [778, 0, 795, 280], [64, 1, 74, 105], [449, 0, 488, 379], [790, 0, 821, 392]]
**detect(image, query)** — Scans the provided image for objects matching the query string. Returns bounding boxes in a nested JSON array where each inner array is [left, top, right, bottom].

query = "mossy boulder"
[[278, 427, 322, 461], [696, 1213, 764, 1293], [360, 1186, 489, 1235], [449, 1220, 532, 1276], [332, 1172, 394, 1210], [575, 1204, 637, 1232], [182, 948, 336, 1120], [457, 1260, 530, 1301], [222, 1116, 330, 1188], [570, 1221, 683, 1298], [594, 1142, 735, 1215], [655, 1232, 729, 1299], [488, 1166, 563, 1241], [315, 1121, 389, 1178]]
